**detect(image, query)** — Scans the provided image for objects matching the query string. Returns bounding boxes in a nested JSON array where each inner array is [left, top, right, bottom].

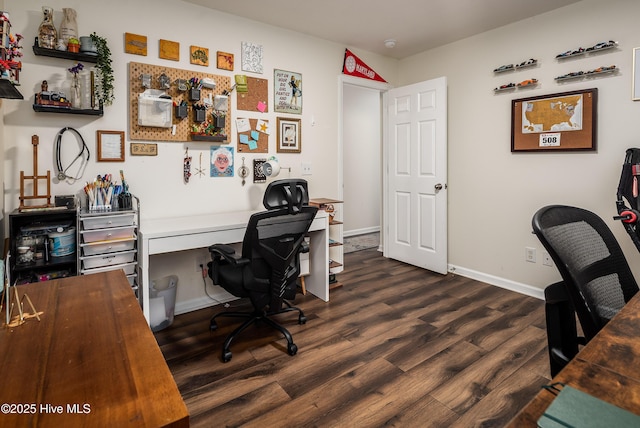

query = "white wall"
[[3, 0, 398, 308], [399, 0, 640, 292], [342, 83, 381, 236]]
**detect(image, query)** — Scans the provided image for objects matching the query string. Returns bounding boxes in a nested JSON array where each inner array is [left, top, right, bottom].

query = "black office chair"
[[532, 205, 639, 376], [207, 179, 318, 362]]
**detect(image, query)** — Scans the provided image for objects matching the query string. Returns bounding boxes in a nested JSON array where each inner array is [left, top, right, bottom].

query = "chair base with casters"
[[209, 300, 307, 363]]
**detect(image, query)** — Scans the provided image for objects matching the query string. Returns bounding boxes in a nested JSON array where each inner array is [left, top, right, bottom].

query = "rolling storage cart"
[[77, 195, 140, 296]]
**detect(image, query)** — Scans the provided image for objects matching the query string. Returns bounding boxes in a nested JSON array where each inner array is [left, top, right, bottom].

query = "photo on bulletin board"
[[274, 69, 302, 114], [211, 146, 234, 177], [277, 117, 301, 153], [511, 88, 597, 152], [190, 45, 209, 66]]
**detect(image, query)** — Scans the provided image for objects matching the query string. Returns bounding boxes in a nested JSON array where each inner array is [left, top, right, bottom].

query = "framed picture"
[[274, 69, 302, 114], [511, 88, 597, 152], [190, 45, 209, 66], [277, 117, 301, 153], [216, 51, 234, 71], [97, 130, 125, 161], [633, 47, 640, 100]]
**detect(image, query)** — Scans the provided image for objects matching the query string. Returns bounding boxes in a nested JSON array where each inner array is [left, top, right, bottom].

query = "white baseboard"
[[174, 263, 544, 317], [447, 264, 545, 300], [175, 295, 237, 316], [344, 226, 380, 238]]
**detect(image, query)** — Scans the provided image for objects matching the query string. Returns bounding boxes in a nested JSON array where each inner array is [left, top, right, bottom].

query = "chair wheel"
[[210, 319, 218, 331], [299, 315, 307, 324], [222, 350, 232, 362], [288, 343, 298, 356]]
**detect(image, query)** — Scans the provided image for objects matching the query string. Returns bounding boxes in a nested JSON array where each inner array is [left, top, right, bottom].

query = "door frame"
[[338, 75, 391, 249]]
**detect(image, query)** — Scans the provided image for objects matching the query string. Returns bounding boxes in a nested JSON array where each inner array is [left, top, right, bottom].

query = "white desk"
[[139, 210, 329, 323]]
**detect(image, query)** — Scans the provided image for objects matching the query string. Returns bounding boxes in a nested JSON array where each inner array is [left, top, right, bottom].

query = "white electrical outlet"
[[301, 162, 312, 175], [525, 247, 536, 263], [542, 251, 553, 267]]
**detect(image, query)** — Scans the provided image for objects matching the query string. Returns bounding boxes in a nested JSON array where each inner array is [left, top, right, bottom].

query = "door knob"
[[435, 183, 444, 191]]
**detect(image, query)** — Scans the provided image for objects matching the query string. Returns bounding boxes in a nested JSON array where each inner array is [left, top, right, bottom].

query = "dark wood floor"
[[155, 248, 551, 427]]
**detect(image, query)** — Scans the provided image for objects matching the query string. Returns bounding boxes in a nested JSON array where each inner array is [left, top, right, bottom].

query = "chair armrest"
[[208, 243, 249, 266]]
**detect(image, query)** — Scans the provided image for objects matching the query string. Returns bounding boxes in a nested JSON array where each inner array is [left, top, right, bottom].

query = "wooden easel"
[[19, 135, 52, 211]]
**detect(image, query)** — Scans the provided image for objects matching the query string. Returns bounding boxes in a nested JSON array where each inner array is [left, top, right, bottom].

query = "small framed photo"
[[276, 117, 301, 153], [97, 130, 125, 162]]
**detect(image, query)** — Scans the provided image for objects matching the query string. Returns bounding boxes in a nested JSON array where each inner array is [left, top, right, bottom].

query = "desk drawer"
[[81, 261, 137, 276], [81, 213, 136, 230], [81, 249, 137, 269], [81, 236, 136, 256], [81, 226, 136, 243]]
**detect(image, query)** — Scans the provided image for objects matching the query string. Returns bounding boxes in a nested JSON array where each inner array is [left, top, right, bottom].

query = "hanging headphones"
[[55, 127, 90, 181]]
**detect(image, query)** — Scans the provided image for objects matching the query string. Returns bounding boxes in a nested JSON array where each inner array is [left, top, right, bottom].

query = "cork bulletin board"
[[128, 62, 232, 142], [237, 76, 268, 112], [237, 118, 269, 153], [511, 88, 597, 152]]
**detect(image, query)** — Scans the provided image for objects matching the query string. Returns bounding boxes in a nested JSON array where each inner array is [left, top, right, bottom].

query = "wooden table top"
[[508, 290, 640, 426], [0, 270, 189, 427]]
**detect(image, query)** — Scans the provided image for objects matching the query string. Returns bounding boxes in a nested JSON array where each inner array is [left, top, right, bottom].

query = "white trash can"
[[149, 275, 178, 332]]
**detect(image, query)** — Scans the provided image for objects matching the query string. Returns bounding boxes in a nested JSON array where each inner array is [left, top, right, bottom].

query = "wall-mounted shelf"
[[32, 103, 103, 116], [0, 79, 23, 99], [32, 38, 98, 63]]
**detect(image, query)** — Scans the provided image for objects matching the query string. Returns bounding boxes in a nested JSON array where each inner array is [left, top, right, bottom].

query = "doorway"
[[339, 75, 389, 250]]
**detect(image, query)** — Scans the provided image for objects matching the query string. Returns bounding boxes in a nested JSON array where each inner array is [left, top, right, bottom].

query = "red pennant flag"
[[342, 49, 387, 83]]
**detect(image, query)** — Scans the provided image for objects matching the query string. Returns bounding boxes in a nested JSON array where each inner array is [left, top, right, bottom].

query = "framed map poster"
[[511, 88, 597, 152]]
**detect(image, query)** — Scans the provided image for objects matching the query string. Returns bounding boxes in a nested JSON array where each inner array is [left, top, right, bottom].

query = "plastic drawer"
[[81, 213, 136, 230], [81, 262, 137, 276], [81, 226, 136, 243], [81, 249, 136, 269], [80, 236, 136, 256]]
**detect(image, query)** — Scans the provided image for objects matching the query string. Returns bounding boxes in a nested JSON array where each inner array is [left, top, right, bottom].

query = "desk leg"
[[140, 239, 150, 323], [304, 218, 329, 302]]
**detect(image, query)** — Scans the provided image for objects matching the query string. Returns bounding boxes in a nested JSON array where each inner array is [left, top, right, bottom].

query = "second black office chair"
[[532, 205, 639, 376], [207, 179, 318, 362]]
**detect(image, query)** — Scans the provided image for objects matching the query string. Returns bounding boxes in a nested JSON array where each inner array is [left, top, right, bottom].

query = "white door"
[[383, 77, 447, 274]]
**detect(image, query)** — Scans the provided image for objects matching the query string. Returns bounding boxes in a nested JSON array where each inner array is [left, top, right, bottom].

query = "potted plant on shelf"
[[90, 32, 114, 106], [67, 37, 80, 53]]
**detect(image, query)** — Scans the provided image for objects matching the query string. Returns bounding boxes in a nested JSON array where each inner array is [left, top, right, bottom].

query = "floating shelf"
[[32, 39, 98, 63], [32, 103, 103, 115], [0, 79, 23, 99], [190, 134, 227, 142]]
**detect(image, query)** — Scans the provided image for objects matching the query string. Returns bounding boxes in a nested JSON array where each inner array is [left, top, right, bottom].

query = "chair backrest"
[[242, 179, 318, 311], [532, 205, 638, 340]]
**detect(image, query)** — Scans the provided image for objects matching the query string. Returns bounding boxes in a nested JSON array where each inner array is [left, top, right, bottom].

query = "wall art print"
[[241, 42, 263, 73], [274, 69, 302, 114]]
